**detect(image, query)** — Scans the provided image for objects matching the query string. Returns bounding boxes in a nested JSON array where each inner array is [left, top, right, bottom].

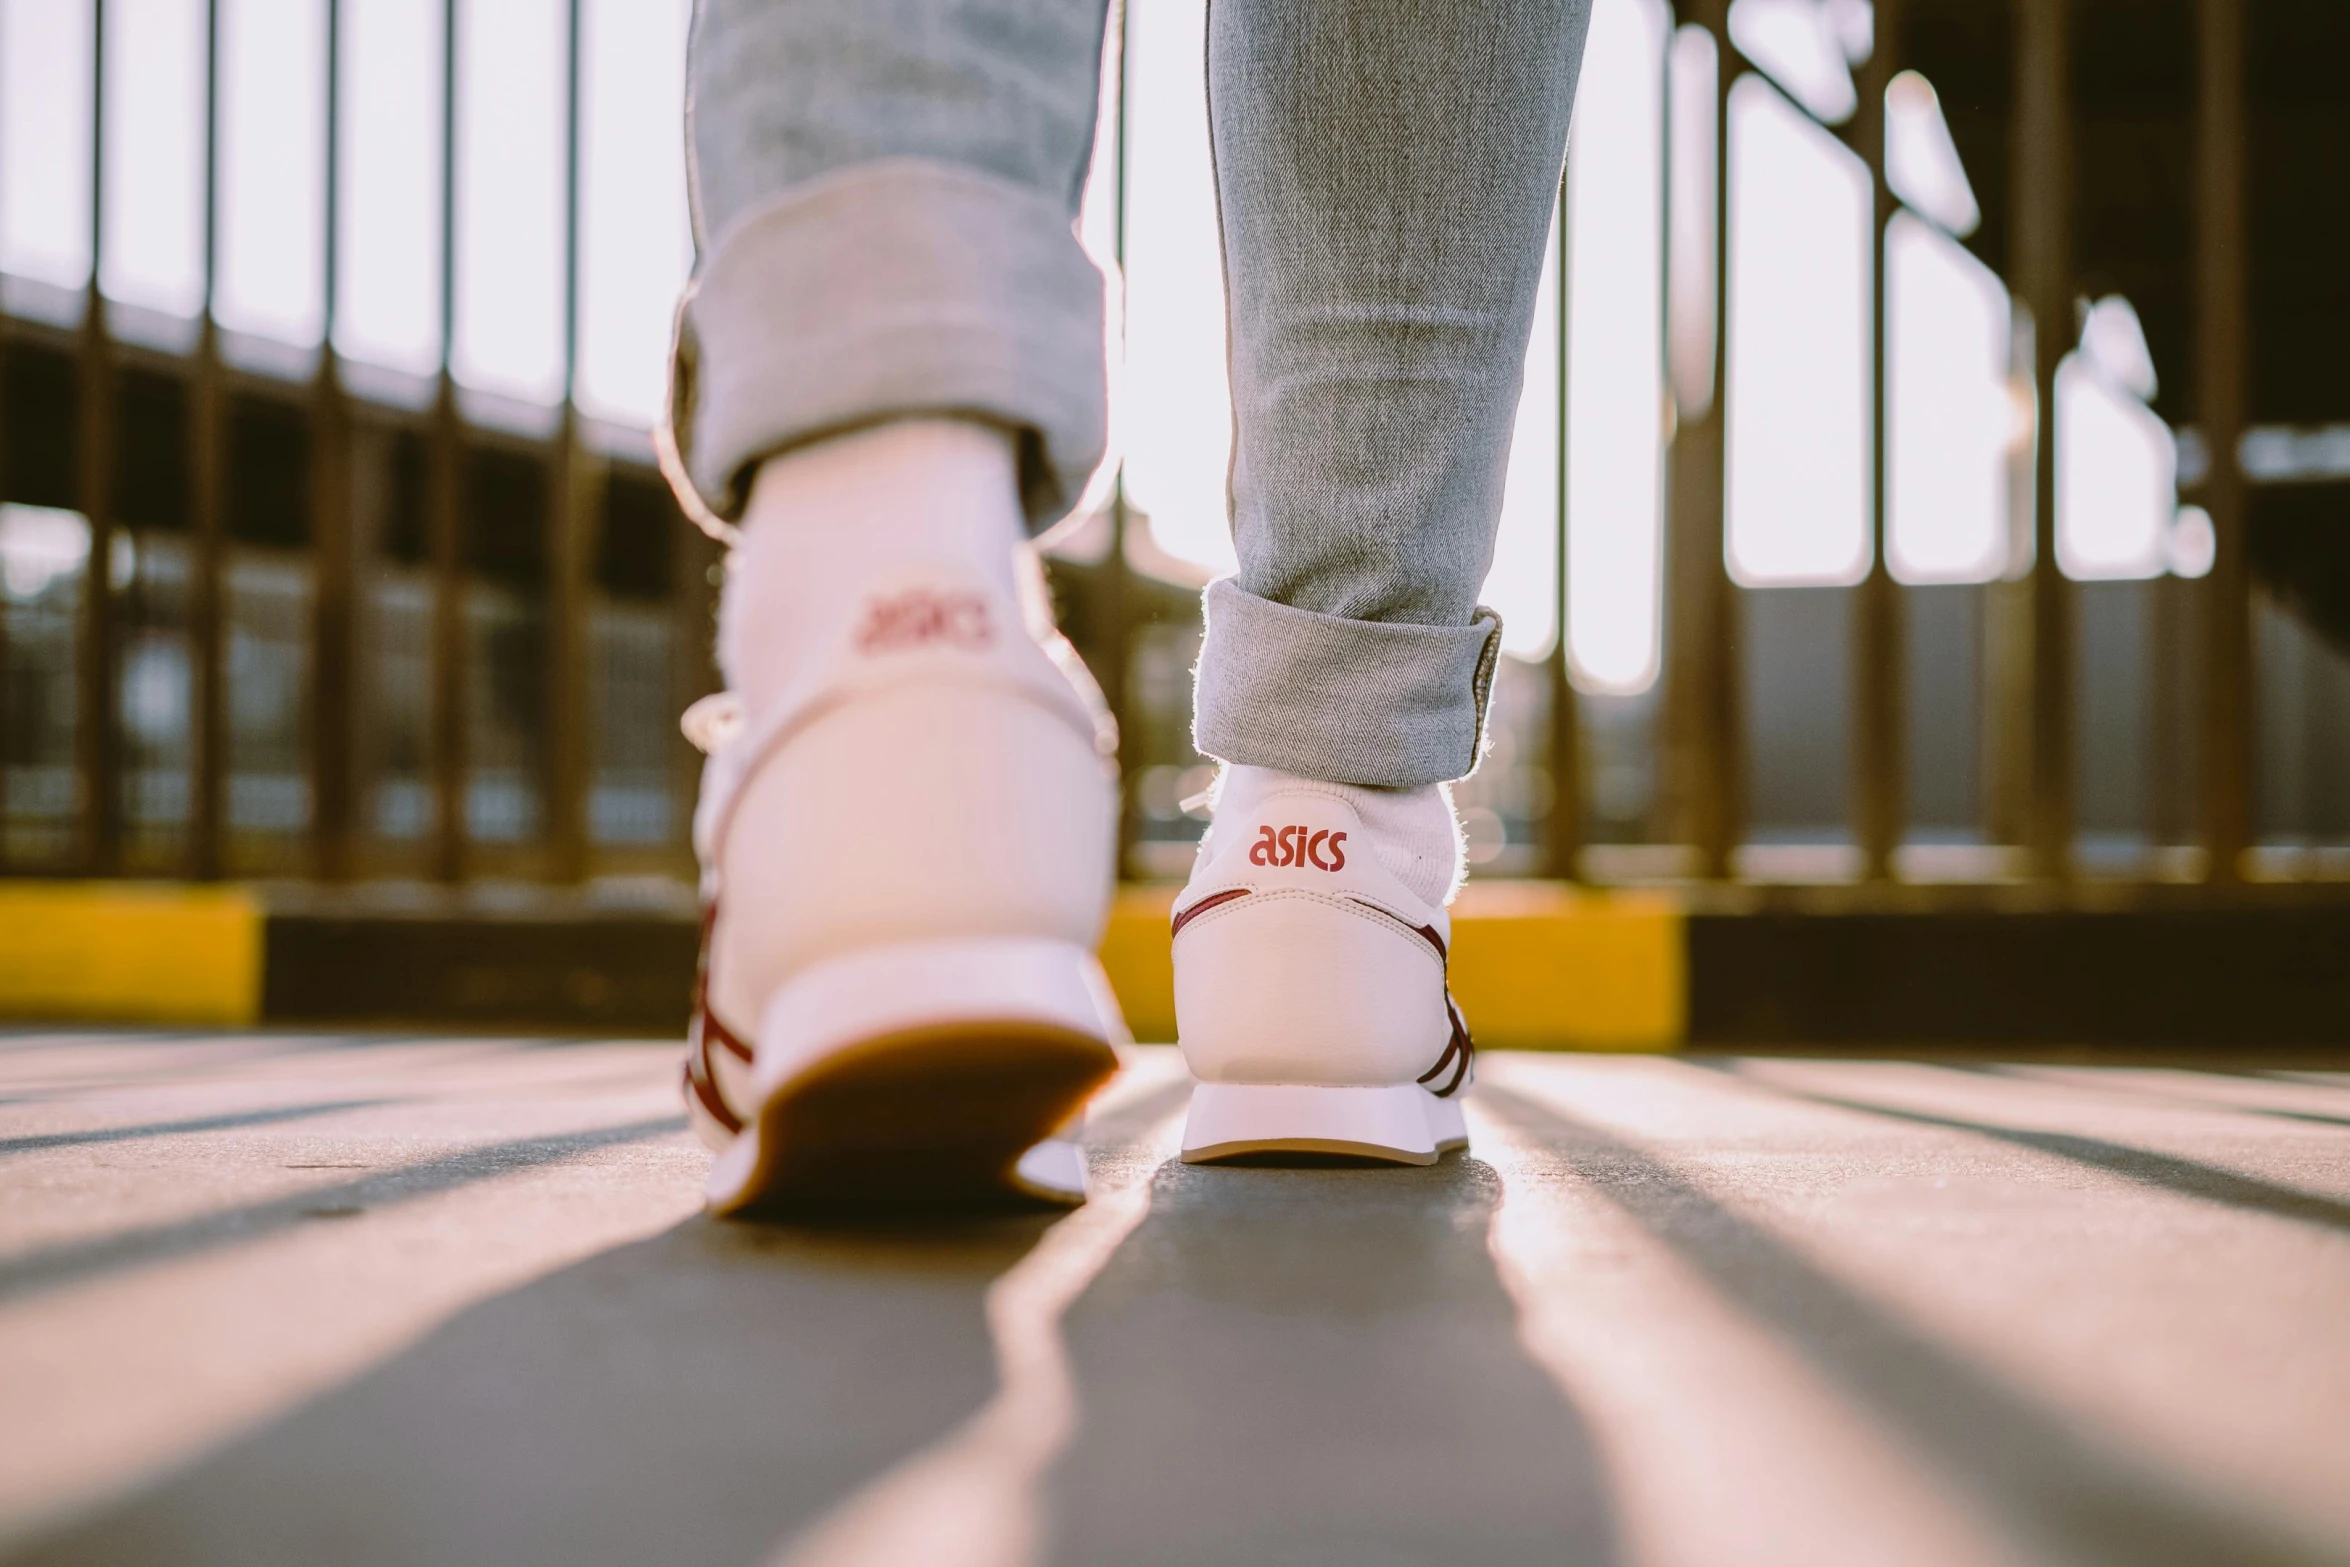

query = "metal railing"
[[0, 0, 717, 886], [0, 0, 2337, 893]]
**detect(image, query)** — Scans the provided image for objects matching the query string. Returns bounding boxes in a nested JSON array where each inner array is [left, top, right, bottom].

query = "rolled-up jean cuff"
[[1192, 578, 1503, 787], [663, 158, 1107, 533]]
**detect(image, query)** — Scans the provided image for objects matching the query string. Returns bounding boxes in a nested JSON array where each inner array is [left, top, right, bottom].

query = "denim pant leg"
[[669, 0, 1112, 533], [1193, 0, 1592, 788]]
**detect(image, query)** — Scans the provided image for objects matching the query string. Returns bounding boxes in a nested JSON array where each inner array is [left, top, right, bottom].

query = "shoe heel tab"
[[1221, 789, 1372, 877], [1233, 781, 1372, 829]]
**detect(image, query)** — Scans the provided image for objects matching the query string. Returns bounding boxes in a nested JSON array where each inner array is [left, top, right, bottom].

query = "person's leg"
[[673, 0, 1127, 1214], [1173, 0, 1591, 1164], [1194, 0, 1591, 789], [673, 0, 1111, 529]]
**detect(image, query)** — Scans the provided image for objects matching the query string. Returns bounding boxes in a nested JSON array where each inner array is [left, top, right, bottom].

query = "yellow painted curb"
[[1099, 879, 1685, 1051], [0, 882, 264, 1026], [1445, 880, 1685, 1051], [1101, 885, 1183, 1043]]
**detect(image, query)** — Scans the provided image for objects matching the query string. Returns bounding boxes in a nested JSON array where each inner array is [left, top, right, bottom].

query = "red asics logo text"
[[1251, 824, 1347, 870], [855, 589, 993, 654]]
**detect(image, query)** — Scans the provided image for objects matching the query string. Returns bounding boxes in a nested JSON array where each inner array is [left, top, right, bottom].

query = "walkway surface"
[[2, 1029, 2347, 1566]]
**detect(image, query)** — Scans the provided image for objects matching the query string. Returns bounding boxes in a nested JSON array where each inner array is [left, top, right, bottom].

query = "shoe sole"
[[707, 938, 1124, 1217], [1179, 1082, 1469, 1167]]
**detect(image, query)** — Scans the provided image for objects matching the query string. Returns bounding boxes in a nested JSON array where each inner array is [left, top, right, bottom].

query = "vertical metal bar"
[[547, 0, 589, 882], [1666, 0, 1740, 880], [2014, 0, 2073, 881], [428, 0, 467, 882], [2147, 568, 2190, 848], [75, 0, 121, 875], [0, 338, 8, 872], [2194, 0, 2250, 883], [0, 343, 8, 873], [1982, 308, 2037, 852], [671, 490, 719, 877], [188, 0, 226, 878], [1545, 168, 1581, 881], [1851, 0, 1904, 881], [1103, 0, 1136, 879], [311, 0, 355, 878]]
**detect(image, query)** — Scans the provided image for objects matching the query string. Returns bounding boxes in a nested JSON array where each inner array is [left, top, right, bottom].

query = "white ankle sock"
[[718, 418, 1025, 717], [1211, 764, 1465, 907]]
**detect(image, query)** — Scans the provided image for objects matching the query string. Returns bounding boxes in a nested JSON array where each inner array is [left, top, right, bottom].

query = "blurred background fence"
[[0, 0, 2343, 896]]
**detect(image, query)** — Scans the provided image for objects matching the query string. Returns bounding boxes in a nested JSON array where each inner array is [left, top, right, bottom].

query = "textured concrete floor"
[[1, 1031, 2347, 1566]]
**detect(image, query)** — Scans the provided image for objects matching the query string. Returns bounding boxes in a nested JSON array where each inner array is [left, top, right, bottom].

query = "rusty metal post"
[[1104, 0, 1136, 879], [1851, 0, 1904, 881], [547, 0, 591, 882], [0, 333, 8, 869], [2194, 0, 2250, 883], [2013, 0, 2074, 881], [548, 430, 596, 882], [1982, 305, 2038, 852], [75, 0, 121, 876], [1665, 0, 1740, 879], [186, 0, 226, 879], [428, 0, 467, 882], [1545, 168, 1582, 881], [310, 0, 355, 879]]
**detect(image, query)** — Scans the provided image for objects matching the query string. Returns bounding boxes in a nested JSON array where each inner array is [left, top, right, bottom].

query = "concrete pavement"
[[2, 1030, 2346, 1565]]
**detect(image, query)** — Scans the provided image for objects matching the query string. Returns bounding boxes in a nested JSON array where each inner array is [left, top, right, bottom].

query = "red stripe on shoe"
[[686, 897, 752, 1131], [1347, 897, 1447, 961], [690, 898, 755, 1062], [683, 1045, 744, 1134], [1416, 996, 1475, 1099], [703, 1004, 754, 1062], [1171, 886, 1252, 938]]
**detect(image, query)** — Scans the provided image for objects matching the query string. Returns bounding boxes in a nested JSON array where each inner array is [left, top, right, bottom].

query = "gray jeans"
[[672, 0, 1591, 787]]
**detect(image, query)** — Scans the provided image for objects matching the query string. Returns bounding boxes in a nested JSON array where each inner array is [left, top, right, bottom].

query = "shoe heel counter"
[[717, 683, 1115, 992], [1173, 893, 1449, 1086]]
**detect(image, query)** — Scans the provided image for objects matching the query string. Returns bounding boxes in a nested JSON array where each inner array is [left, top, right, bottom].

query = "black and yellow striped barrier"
[[4, 879, 2346, 1048], [1101, 882, 1683, 1050]]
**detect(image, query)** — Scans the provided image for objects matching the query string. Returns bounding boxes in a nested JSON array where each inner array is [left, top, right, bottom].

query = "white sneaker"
[[1170, 773, 1473, 1165], [681, 427, 1127, 1215]]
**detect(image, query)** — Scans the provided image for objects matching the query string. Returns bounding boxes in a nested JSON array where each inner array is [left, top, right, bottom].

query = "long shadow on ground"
[[11, 1212, 1055, 1567], [1046, 1154, 1619, 1567], [1484, 1085, 2344, 1567]]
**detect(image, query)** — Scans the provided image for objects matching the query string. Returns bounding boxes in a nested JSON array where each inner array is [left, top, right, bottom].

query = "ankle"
[[718, 418, 1026, 710]]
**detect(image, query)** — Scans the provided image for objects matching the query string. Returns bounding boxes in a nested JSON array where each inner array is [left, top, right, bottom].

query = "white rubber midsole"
[[747, 935, 1127, 1102], [1180, 1081, 1470, 1164]]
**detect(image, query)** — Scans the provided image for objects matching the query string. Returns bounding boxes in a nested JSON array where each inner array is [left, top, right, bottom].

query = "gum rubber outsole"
[[1180, 1135, 1440, 1167], [709, 1023, 1119, 1217]]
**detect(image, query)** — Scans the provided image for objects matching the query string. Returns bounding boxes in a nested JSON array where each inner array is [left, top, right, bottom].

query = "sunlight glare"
[[1725, 74, 1871, 587], [1, 0, 96, 291], [1886, 212, 2008, 584], [102, 0, 205, 320], [337, 0, 446, 376], [453, 0, 567, 405], [218, 0, 329, 345], [1564, 0, 1668, 691], [2056, 351, 2173, 582], [575, 0, 691, 426], [1119, 0, 1236, 577]]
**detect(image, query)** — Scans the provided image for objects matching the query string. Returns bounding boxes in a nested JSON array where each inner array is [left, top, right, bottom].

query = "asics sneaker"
[[1169, 772, 1472, 1165], [680, 450, 1127, 1214]]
